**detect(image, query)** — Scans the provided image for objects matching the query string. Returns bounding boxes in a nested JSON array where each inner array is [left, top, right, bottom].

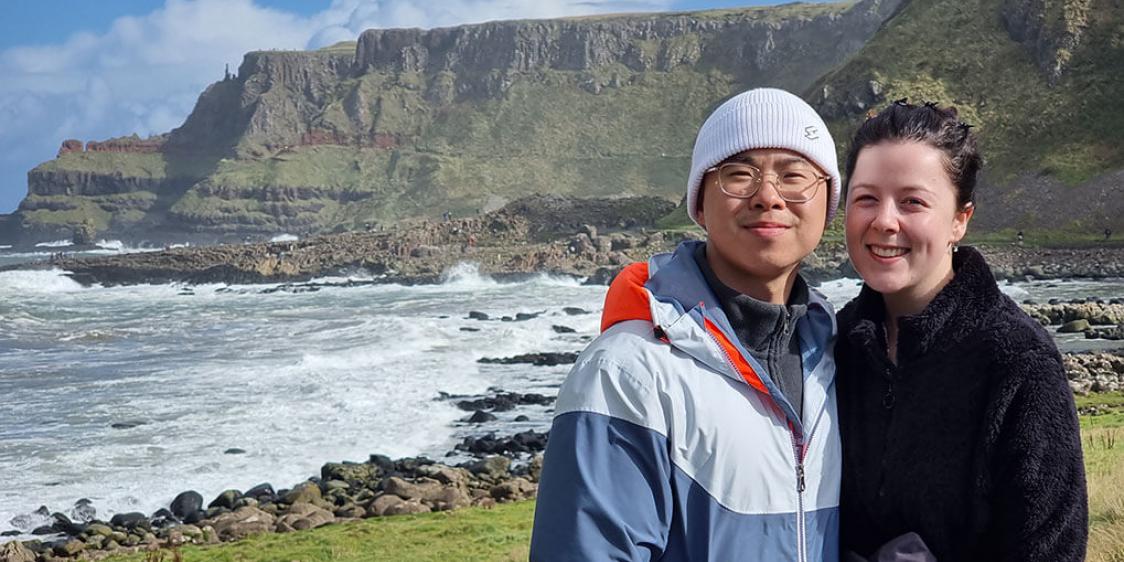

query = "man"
[[530, 88, 843, 561]]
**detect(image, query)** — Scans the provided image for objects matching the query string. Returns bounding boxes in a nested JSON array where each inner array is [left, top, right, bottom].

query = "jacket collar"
[[600, 240, 837, 431], [844, 245, 1001, 364]]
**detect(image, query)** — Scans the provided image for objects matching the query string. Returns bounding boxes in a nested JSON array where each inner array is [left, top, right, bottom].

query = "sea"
[[1, 240, 1121, 538]]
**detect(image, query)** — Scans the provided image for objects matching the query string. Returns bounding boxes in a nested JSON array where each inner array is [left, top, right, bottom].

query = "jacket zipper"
[[791, 432, 807, 562], [702, 323, 811, 562]]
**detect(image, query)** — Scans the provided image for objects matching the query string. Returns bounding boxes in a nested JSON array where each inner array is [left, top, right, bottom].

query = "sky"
[[0, 0, 833, 213]]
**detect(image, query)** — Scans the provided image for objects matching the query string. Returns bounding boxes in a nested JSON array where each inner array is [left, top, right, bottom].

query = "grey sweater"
[[693, 243, 808, 418]]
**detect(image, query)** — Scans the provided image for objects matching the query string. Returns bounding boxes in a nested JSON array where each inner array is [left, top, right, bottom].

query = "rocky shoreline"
[[4, 197, 1124, 288], [3, 341, 1123, 561]]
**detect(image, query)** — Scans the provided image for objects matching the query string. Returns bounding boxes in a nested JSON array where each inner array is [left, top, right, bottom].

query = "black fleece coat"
[[836, 246, 1087, 562]]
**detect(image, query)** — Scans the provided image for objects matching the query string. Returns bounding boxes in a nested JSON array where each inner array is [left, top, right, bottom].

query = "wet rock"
[[477, 352, 578, 366], [467, 311, 490, 321], [563, 307, 592, 315], [171, 491, 204, 519], [456, 430, 550, 457], [244, 483, 276, 501], [224, 448, 247, 455], [514, 415, 530, 422], [70, 499, 96, 523], [208, 489, 243, 510], [109, 512, 148, 530], [1087, 325, 1124, 340], [1060, 319, 1091, 333], [454, 391, 555, 412], [583, 267, 620, 285], [109, 420, 147, 430], [551, 325, 576, 333], [464, 410, 497, 424], [459, 327, 480, 332], [8, 506, 50, 532]]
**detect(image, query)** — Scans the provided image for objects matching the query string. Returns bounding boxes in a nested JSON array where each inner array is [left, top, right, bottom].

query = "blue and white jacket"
[[530, 240, 840, 561]]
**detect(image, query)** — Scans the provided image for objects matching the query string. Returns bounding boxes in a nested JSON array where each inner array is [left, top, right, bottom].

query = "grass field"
[[99, 394, 1124, 562]]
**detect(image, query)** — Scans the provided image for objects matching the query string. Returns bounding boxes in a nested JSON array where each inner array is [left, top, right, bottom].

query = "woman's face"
[[845, 141, 973, 305]]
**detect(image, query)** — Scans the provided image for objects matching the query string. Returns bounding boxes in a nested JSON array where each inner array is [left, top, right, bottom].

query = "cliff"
[[12, 0, 1121, 242], [10, 0, 905, 242], [812, 0, 1123, 234]]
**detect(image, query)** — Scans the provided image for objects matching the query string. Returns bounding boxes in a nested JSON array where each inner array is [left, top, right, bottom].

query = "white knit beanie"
[[687, 88, 841, 226]]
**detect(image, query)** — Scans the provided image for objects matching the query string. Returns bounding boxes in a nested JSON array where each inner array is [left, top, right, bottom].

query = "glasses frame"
[[705, 162, 827, 203]]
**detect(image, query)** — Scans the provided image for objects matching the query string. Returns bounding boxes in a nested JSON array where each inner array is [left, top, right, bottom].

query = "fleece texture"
[[835, 246, 1088, 562]]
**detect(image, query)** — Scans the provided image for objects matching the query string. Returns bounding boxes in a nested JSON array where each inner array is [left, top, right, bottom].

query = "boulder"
[[0, 541, 35, 562], [283, 482, 322, 505], [464, 410, 497, 424], [70, 499, 96, 523], [465, 456, 512, 480], [1059, 319, 1091, 333], [490, 477, 538, 502], [205, 506, 276, 541], [244, 483, 276, 500], [275, 503, 335, 533], [208, 489, 243, 510], [383, 499, 431, 516], [384, 477, 446, 502], [109, 512, 149, 530], [321, 462, 377, 484], [170, 491, 204, 519], [52, 539, 84, 557], [367, 494, 404, 517]]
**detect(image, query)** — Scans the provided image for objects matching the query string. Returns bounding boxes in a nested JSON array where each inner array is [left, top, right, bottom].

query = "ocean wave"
[[34, 239, 71, 248], [0, 269, 87, 293], [270, 234, 299, 243]]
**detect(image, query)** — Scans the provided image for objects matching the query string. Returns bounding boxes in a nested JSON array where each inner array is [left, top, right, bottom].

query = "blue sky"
[[0, 0, 833, 214]]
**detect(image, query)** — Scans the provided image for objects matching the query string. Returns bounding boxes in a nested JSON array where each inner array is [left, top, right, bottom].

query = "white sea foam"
[[439, 262, 498, 289], [0, 269, 86, 293], [814, 277, 864, 309], [10, 269, 1099, 540], [0, 245, 11, 249], [270, 234, 299, 243], [34, 239, 70, 248]]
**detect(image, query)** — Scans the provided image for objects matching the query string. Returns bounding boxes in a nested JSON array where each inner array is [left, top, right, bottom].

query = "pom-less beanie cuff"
[[687, 88, 841, 226]]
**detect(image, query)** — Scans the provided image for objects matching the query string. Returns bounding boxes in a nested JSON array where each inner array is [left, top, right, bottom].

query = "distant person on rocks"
[[1106, 227, 1112, 241], [835, 101, 1087, 561], [1016, 229, 1024, 245], [531, 88, 843, 560]]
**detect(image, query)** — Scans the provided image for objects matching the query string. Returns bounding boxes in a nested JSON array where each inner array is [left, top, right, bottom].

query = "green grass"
[[102, 501, 536, 562]]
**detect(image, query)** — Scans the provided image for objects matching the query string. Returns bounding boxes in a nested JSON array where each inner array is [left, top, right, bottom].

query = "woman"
[[836, 101, 1088, 561]]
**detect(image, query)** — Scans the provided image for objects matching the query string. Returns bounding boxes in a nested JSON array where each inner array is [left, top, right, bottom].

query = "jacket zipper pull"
[[797, 462, 806, 493]]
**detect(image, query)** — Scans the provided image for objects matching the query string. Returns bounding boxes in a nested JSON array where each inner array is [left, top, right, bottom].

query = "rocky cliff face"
[[811, 0, 1123, 233], [7, 0, 970, 243], [1001, 0, 1093, 82]]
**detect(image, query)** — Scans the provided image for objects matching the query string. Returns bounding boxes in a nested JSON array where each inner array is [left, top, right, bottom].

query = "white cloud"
[[0, 0, 673, 213]]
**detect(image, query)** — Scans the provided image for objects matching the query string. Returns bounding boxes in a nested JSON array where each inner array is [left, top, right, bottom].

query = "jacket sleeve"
[[993, 349, 1088, 562], [529, 353, 673, 562]]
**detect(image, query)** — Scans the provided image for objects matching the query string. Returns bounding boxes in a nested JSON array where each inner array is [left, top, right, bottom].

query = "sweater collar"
[[845, 246, 1001, 363]]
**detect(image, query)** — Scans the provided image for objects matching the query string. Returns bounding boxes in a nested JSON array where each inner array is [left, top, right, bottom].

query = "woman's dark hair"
[[843, 99, 982, 208]]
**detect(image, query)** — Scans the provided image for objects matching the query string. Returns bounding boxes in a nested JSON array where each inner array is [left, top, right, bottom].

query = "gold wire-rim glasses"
[[705, 162, 827, 203]]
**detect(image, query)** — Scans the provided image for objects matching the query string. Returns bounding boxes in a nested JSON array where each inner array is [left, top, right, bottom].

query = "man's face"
[[696, 148, 829, 285]]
